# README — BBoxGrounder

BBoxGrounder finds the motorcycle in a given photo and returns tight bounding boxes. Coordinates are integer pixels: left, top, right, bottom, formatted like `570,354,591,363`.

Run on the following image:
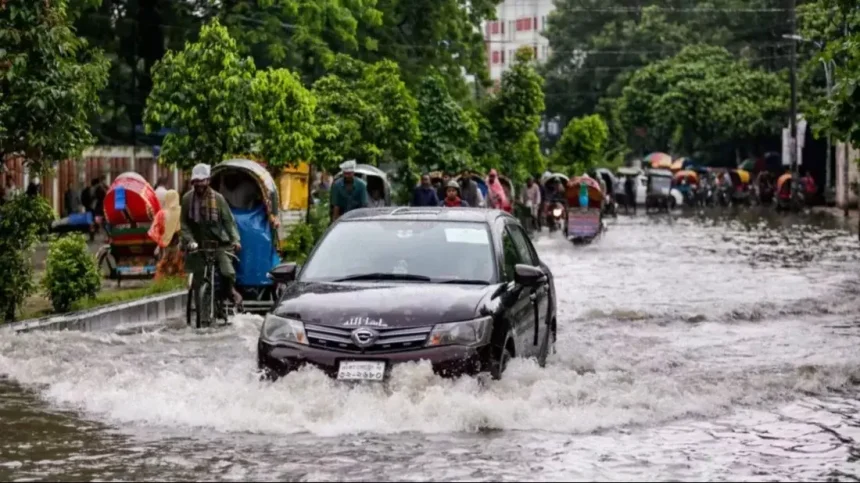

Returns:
545,201,565,232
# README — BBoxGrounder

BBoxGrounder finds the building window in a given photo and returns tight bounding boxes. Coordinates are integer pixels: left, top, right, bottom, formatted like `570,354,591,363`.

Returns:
500,21,505,34
533,45,538,58
516,18,533,31
533,17,538,30
492,51,500,64
490,21,499,34
542,16,546,31
501,50,505,64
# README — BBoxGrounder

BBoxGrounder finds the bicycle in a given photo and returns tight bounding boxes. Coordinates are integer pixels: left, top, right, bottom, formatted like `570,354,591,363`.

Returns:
186,241,239,329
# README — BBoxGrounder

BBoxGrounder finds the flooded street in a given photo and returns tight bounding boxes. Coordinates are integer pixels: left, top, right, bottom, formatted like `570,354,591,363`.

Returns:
2,209,860,481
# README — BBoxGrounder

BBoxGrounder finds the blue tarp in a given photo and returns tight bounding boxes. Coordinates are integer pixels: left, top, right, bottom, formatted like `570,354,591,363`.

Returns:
233,205,280,287
67,212,94,226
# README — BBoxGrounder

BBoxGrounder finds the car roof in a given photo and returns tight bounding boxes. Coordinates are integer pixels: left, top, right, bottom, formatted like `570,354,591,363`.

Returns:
339,207,514,224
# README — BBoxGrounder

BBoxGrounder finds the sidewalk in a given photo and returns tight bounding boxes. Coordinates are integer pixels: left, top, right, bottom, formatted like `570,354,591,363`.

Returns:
811,206,859,233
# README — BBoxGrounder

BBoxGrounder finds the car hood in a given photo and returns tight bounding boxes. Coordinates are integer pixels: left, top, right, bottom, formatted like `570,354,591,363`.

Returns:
274,282,493,328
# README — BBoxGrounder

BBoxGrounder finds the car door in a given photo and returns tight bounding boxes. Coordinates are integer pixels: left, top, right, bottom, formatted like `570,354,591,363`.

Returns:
499,224,534,355
506,223,548,355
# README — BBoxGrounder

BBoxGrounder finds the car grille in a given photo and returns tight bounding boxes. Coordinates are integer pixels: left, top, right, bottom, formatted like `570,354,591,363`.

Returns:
304,323,432,353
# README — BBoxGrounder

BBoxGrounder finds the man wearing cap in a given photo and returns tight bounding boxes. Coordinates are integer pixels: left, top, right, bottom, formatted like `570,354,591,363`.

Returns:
330,160,368,223
180,163,243,306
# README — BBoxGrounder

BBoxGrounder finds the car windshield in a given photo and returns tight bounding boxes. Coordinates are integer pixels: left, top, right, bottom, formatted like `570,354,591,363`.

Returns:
300,220,496,283
650,176,672,190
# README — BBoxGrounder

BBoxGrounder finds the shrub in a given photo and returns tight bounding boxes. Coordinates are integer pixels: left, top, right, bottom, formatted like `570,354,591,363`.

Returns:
0,194,56,321
281,194,331,264
42,234,101,313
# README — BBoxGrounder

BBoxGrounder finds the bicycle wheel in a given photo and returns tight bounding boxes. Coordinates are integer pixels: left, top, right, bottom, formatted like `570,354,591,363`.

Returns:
186,286,196,327
197,279,215,328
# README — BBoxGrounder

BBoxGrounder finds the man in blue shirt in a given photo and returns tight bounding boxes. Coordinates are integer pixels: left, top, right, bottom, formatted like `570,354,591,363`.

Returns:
330,160,368,223
412,173,440,207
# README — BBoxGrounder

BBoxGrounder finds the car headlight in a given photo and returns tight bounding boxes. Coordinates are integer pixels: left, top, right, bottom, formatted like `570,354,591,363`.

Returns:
261,313,307,345
426,316,492,347
552,207,563,217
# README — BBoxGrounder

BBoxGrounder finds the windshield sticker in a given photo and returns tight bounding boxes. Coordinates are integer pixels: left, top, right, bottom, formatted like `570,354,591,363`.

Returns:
444,228,489,245
343,317,388,327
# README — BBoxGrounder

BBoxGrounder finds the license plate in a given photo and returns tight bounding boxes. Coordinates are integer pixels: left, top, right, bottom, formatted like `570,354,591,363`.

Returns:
337,361,386,381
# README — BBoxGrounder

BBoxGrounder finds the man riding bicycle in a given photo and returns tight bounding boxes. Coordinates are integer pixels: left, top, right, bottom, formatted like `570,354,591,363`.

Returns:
180,163,243,307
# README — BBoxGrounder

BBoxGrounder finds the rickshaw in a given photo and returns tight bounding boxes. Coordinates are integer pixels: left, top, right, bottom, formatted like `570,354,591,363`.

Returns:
334,163,392,206
541,173,569,231
96,172,160,286
728,169,752,206
645,168,675,212
498,174,516,205
565,176,605,243
673,170,699,207
591,168,618,217
186,159,283,327
646,152,673,170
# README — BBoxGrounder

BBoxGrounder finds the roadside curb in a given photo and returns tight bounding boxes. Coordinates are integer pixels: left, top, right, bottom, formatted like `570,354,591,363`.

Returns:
1,290,187,334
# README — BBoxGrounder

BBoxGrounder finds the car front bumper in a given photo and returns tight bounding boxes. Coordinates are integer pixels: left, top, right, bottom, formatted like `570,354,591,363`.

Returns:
257,340,489,379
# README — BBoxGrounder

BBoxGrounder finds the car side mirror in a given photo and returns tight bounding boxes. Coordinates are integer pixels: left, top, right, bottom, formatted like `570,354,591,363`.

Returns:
268,262,298,283
514,264,546,287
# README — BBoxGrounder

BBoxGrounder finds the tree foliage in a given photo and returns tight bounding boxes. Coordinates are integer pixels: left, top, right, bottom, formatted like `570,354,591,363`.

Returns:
552,114,610,175
415,72,477,172
0,0,109,173
311,55,418,172
0,194,56,321
617,45,787,160
144,20,256,169
484,48,546,181
799,0,860,146
250,68,317,167
542,0,791,129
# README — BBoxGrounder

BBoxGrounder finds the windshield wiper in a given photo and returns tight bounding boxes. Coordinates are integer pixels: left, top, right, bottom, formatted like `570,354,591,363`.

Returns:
436,279,491,285
333,273,433,282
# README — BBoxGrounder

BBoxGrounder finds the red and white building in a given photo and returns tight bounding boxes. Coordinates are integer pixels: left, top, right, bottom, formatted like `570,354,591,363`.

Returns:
483,0,555,87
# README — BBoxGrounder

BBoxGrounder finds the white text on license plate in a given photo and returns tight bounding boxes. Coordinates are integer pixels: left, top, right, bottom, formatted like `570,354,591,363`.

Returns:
337,361,386,381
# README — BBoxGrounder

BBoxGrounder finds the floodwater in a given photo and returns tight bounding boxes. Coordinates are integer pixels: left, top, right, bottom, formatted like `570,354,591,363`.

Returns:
2,208,860,481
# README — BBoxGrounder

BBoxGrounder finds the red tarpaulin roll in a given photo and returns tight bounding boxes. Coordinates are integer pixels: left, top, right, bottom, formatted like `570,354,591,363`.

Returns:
103,172,161,226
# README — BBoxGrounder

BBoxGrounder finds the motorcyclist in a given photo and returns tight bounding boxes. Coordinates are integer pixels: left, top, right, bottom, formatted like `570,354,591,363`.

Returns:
180,163,243,307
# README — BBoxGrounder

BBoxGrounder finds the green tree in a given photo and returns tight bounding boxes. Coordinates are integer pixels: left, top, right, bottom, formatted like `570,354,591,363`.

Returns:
542,1,791,127
42,235,101,313
311,55,417,172
250,68,318,168
0,0,109,174
359,0,500,97
144,19,257,169
552,114,610,175
0,195,55,321
617,45,787,161
484,47,546,181
798,0,860,147
414,72,478,172
209,0,383,80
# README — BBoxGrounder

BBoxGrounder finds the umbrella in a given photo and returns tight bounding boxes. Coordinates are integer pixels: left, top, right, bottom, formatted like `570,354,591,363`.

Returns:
646,152,672,169
670,159,684,171
738,158,756,171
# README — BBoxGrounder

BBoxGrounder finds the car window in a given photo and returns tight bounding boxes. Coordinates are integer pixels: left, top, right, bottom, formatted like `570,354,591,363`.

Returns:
300,220,497,283
508,224,539,265
506,224,538,266
501,228,523,282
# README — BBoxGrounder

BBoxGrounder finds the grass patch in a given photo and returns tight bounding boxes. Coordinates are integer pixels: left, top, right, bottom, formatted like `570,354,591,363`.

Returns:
15,276,185,321
70,277,186,312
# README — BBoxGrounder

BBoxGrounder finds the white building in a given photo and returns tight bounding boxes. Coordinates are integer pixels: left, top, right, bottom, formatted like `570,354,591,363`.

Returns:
483,0,555,85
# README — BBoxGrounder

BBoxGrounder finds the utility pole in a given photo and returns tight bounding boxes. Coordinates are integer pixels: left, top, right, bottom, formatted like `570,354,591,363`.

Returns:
788,0,799,208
